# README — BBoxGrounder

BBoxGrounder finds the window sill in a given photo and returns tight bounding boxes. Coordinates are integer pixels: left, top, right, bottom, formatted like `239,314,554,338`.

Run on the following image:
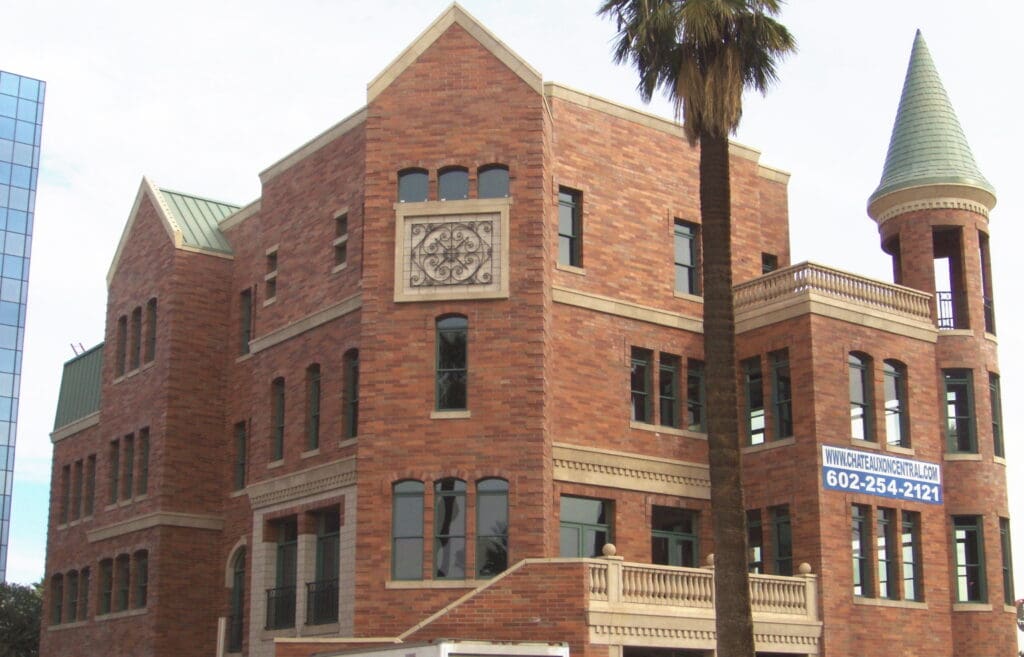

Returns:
853,596,927,610
944,453,982,462
263,297,277,308
1005,603,1018,613
884,444,914,456
629,421,706,440
953,602,993,612
850,438,881,450
555,263,585,276
235,352,253,364
47,619,89,631
95,607,148,622
267,459,285,469
386,579,478,590
672,290,703,303
230,488,247,498
742,436,795,454
431,410,471,420
303,621,341,635
261,627,297,640
301,448,320,459
338,437,358,448
994,455,1007,466
331,262,348,275
938,329,973,337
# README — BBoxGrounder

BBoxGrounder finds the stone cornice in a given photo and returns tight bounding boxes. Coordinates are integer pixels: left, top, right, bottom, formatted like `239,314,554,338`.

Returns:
250,294,361,353
552,286,703,333
87,511,223,543
51,411,100,443
553,442,710,499
247,457,356,509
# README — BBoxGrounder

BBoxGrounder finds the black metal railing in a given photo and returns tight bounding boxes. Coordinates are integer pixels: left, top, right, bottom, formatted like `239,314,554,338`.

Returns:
305,579,339,625
265,586,296,630
935,291,961,329
227,614,244,652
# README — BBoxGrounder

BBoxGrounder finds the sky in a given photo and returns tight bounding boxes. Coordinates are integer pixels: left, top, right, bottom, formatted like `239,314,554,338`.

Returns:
1,0,1022,603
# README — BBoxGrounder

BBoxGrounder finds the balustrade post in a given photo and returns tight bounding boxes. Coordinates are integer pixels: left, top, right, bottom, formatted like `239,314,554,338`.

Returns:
601,544,624,603
799,562,818,621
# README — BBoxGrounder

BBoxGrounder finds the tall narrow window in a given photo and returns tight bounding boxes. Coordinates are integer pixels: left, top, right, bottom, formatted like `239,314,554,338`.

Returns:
137,428,149,495
50,574,63,624
239,288,253,355
116,315,127,376
771,505,792,575
877,508,898,599
333,212,349,269
979,231,996,333
476,479,509,577
84,455,95,517
343,349,359,438
438,166,469,201
115,554,130,611
122,433,134,500
65,570,78,622
1001,517,1014,605
849,353,873,441
658,353,681,428
743,357,765,445
557,187,582,267
674,220,699,295
477,165,509,199
233,421,247,490
71,459,83,521
852,505,872,597
271,378,285,461
559,496,611,558
990,373,1004,458
901,511,922,601
98,559,113,615
747,510,764,573
953,515,985,602
436,316,468,411
129,306,142,370
79,567,90,620
306,364,321,451
630,347,653,423
309,510,340,625
265,249,278,302
771,349,793,438
883,360,909,447
687,359,706,432
59,464,69,524
228,549,246,652
398,168,429,203
944,369,975,453
109,439,120,504
133,550,148,608
392,480,424,580
651,506,698,567
144,298,157,363
267,519,297,629
434,478,467,579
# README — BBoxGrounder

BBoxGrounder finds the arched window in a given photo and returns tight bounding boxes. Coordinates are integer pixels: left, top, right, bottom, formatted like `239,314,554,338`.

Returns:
50,573,64,624
98,558,113,614
477,165,509,198
228,548,246,652
271,377,286,460
849,353,873,441
883,360,909,447
438,166,469,201
306,364,321,451
133,550,148,608
434,478,466,579
392,480,424,580
476,478,509,577
144,298,157,363
130,306,142,370
436,315,468,411
398,168,429,202
343,349,359,438
65,570,79,622
116,315,127,376
114,553,130,611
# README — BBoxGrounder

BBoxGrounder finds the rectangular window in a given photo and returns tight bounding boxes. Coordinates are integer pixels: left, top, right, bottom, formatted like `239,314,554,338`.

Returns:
944,369,975,453
630,347,653,423
559,496,611,558
990,373,1004,458
265,249,279,301
849,353,873,441
59,464,70,524
953,515,985,602
436,316,468,411
271,378,285,461
239,288,253,355
901,511,922,601
658,353,681,428
84,455,96,516
306,364,321,451
99,559,113,615
115,555,130,611
133,551,148,608
333,212,349,269
876,508,898,599
137,428,149,495
761,253,779,274
233,421,247,490
51,575,63,624
116,315,127,376
476,479,509,577
129,306,142,370
651,506,698,567
746,509,763,573
309,511,340,625
557,187,582,267
79,568,90,619
771,505,792,576
109,439,120,504
65,571,78,622
71,459,83,521
744,357,765,445
392,481,424,580
686,359,706,432
771,349,793,438
852,504,872,597
434,479,467,579
266,518,297,629
1001,517,1014,605
673,220,699,295
144,298,157,363
884,361,909,447
122,433,134,500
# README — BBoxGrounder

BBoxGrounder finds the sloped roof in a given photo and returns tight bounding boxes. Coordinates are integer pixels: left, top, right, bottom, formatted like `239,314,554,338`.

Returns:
53,343,103,430
869,30,995,206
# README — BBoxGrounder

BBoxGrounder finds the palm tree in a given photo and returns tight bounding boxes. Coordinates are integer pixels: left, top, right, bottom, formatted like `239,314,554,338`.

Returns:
598,2,794,656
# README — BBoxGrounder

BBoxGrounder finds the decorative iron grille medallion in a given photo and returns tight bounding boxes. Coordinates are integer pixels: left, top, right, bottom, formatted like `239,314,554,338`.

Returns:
409,221,493,287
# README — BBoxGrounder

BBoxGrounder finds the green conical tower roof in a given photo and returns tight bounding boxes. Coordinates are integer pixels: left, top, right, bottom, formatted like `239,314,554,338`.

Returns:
869,30,995,208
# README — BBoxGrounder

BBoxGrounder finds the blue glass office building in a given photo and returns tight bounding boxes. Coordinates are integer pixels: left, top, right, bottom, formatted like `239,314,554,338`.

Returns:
0,70,44,582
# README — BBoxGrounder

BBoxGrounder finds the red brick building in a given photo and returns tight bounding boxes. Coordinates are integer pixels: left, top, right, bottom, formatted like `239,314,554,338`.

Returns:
40,8,1015,657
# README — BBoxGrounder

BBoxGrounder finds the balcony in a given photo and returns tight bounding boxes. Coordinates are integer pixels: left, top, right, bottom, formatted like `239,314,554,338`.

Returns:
306,578,339,625
734,262,934,340
265,585,296,630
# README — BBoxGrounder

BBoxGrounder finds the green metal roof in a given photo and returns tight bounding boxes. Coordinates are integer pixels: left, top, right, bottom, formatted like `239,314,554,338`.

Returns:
869,30,994,204
157,188,238,254
53,343,103,430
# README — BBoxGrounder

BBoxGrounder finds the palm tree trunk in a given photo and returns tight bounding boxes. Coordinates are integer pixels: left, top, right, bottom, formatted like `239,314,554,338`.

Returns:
700,132,755,657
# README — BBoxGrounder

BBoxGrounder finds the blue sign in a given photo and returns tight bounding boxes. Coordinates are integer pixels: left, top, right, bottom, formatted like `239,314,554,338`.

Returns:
822,445,942,504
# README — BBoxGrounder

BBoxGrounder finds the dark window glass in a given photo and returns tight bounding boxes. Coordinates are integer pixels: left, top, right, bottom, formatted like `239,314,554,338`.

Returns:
771,349,792,438
137,428,149,495
233,421,247,490
557,187,582,267
990,373,1004,458
651,506,698,567
71,460,82,521
849,353,873,441
58,464,69,524
686,359,706,432
953,515,985,602
852,505,872,596
79,568,90,620
398,169,428,202
310,510,340,625
99,559,112,614
476,479,508,577
771,505,792,575
392,481,424,580
65,570,78,622
884,361,909,447
747,509,763,573
116,315,127,376
129,306,142,370
239,289,253,355
334,213,349,268
268,518,297,629
901,511,922,601
115,554,129,611
658,353,681,428
761,253,779,273
306,364,321,450
630,347,653,423
228,550,246,652
133,551,148,608
478,165,509,198
144,298,157,363
877,508,898,599
438,167,469,201
744,357,765,445
343,349,359,438
1001,517,1014,605
50,574,63,624
674,220,699,295
122,434,134,500
559,496,610,558
436,316,467,410
434,479,466,579
944,369,975,453
84,455,95,516
109,439,120,504
271,378,285,461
